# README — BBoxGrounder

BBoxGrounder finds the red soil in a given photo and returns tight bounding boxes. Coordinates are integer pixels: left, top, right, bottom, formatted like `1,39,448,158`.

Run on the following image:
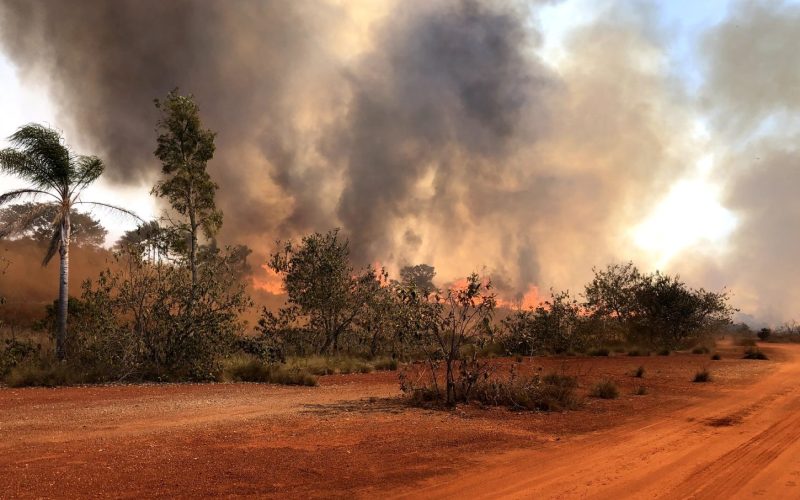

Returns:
1,341,792,498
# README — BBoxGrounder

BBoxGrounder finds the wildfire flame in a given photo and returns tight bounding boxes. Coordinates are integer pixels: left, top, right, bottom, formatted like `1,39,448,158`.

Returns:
252,264,284,296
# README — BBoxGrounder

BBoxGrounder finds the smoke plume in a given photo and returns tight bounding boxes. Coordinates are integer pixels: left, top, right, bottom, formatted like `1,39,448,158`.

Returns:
1,0,793,320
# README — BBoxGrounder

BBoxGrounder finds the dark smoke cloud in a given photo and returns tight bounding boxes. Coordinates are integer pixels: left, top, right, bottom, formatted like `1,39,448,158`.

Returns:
0,0,347,249
0,0,724,307
332,0,555,266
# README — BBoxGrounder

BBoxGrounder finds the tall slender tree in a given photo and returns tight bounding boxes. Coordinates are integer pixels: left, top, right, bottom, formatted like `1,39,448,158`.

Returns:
0,124,137,359
152,90,222,304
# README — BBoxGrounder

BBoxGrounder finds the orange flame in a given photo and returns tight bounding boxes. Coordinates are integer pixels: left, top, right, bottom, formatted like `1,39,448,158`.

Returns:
252,264,285,295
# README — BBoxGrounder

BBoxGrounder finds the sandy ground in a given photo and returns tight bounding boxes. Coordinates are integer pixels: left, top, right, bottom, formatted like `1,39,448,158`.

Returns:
0,342,793,498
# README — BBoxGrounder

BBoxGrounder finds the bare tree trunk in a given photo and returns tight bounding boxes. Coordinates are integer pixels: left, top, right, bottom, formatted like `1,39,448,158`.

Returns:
56,214,71,361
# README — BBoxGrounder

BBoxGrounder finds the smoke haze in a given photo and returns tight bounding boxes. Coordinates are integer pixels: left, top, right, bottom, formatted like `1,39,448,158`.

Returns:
0,0,796,323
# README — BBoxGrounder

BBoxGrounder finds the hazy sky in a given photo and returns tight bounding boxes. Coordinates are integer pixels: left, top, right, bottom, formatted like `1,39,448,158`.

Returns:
0,0,798,325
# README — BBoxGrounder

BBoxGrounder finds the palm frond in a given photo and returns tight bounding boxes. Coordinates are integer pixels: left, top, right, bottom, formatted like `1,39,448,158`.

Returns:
42,225,62,266
74,201,142,223
0,149,60,191
71,155,105,193
0,189,60,206
8,124,71,182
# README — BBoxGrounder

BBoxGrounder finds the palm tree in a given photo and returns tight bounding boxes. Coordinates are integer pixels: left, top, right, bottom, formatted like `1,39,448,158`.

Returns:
0,124,138,360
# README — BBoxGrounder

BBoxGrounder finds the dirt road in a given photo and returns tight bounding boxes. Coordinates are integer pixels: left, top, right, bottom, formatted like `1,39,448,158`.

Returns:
0,344,792,498
404,343,800,499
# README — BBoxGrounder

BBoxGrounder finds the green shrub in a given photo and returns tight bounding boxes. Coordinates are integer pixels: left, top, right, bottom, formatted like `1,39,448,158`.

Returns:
590,379,619,399
693,369,711,383
0,338,41,376
711,353,721,360
633,366,645,378
742,348,768,360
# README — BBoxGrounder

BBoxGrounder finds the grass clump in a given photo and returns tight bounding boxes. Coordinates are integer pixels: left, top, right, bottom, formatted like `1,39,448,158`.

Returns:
290,356,375,375
4,361,84,388
742,348,768,360
372,357,399,371
633,365,645,378
222,356,317,386
411,372,582,412
711,353,721,360
589,379,619,399
633,385,648,396
693,369,712,383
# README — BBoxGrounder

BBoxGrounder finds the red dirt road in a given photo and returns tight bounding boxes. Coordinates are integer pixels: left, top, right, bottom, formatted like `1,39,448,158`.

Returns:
404,343,800,499
0,343,795,498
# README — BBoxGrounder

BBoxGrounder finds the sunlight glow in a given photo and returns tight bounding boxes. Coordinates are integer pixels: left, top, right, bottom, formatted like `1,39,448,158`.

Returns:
632,171,737,267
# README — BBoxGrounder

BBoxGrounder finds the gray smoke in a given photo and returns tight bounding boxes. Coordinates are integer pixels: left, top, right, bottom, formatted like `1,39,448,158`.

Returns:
688,0,800,324
3,0,772,314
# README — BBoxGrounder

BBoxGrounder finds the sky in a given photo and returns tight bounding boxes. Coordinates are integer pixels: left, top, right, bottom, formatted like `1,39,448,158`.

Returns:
0,0,798,325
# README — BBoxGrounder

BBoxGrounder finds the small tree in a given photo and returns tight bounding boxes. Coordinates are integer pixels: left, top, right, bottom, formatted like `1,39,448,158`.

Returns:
152,90,222,300
267,229,374,355
399,264,437,296
420,273,496,405
584,262,642,342
631,272,734,349
758,328,771,341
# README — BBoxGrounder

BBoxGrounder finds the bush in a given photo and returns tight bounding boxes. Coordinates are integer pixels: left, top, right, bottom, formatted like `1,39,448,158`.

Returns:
743,348,768,360
0,338,40,376
627,349,649,357
711,353,721,360
633,385,648,395
472,372,581,411
405,371,581,412
658,349,671,356
693,369,711,383
691,346,710,355
633,366,645,378
589,347,610,357
590,379,619,399
758,328,771,341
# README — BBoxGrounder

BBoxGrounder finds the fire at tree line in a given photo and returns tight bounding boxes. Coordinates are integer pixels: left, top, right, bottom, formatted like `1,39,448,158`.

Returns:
0,90,750,406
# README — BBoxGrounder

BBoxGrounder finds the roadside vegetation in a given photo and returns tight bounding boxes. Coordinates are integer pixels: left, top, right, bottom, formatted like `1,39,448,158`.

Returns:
0,95,741,414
